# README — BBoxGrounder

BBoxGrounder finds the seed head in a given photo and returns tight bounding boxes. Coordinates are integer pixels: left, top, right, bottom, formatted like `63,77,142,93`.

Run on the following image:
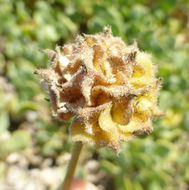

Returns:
36,26,162,153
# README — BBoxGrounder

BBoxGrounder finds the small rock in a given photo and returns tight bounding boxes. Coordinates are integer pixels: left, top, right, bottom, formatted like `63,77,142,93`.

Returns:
25,111,39,123
30,168,41,178
27,154,43,167
15,177,46,190
0,184,16,190
0,131,10,141
40,167,62,186
6,153,28,168
85,160,99,172
6,166,28,185
41,158,53,168
56,153,71,166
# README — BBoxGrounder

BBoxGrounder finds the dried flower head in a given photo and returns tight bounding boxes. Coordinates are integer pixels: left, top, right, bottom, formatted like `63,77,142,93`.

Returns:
36,26,162,153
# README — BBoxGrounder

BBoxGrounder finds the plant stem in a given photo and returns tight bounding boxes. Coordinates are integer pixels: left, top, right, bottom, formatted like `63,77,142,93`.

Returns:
60,141,83,190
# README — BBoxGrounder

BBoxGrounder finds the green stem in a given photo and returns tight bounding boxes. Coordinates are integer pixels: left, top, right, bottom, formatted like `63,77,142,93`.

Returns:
60,141,83,190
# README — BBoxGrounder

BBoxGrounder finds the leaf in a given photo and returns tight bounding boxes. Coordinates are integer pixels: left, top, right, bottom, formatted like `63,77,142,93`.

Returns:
0,112,9,132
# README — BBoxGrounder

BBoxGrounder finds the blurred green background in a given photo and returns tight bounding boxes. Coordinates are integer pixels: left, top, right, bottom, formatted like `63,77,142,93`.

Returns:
0,0,189,190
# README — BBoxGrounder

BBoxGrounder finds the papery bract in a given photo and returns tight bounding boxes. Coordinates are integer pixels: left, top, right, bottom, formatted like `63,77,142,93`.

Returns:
36,26,162,153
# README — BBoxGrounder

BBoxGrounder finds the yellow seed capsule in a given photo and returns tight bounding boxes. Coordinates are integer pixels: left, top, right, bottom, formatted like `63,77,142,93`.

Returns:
36,26,162,153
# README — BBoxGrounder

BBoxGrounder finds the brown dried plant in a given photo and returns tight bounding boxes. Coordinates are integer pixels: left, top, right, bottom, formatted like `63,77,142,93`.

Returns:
36,26,162,153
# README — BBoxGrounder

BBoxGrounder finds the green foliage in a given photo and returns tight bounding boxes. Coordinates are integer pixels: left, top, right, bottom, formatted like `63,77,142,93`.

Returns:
0,0,188,189
0,130,31,158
